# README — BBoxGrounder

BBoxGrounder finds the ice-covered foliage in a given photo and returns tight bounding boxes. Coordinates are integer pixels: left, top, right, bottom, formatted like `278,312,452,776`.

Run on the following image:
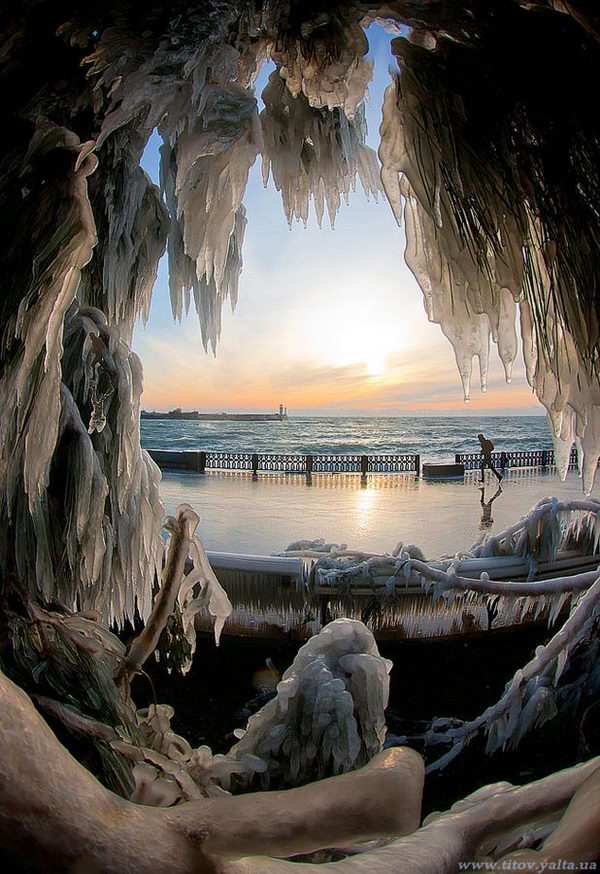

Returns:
59,305,164,624
229,619,391,786
0,129,96,510
121,702,269,802
0,128,100,608
118,618,392,802
88,23,261,354
2,4,600,870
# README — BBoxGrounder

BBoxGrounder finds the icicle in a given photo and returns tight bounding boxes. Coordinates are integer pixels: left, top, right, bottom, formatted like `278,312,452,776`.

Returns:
179,534,233,662
378,54,600,491
263,10,371,116
160,84,260,352
0,129,101,610
260,73,381,231
61,305,164,625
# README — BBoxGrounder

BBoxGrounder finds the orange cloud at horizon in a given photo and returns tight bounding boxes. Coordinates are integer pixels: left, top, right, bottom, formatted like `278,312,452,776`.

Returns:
139,344,540,414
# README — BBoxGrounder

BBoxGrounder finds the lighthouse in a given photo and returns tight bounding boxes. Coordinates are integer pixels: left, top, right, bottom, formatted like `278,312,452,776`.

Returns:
279,404,287,419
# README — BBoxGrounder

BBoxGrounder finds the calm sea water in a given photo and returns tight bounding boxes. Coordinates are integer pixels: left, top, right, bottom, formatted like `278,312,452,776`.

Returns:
141,416,552,463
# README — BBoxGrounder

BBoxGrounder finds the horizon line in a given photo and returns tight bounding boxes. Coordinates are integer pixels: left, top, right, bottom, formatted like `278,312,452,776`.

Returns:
140,409,547,418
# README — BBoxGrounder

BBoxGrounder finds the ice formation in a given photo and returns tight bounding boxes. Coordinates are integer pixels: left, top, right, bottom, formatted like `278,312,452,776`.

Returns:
113,618,392,804
3,2,599,628
378,28,600,491
119,504,232,685
1,2,600,870
260,72,381,228
264,9,372,115
229,619,391,786
424,572,600,771
288,498,600,763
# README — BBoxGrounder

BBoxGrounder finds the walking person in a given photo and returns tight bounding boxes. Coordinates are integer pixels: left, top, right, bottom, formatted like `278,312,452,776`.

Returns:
477,433,503,482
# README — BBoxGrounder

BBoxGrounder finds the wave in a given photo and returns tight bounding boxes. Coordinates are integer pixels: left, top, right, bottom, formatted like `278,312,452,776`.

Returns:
141,416,552,461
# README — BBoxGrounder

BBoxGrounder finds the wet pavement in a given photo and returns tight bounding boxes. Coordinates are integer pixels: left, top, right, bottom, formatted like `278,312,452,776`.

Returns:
157,466,596,559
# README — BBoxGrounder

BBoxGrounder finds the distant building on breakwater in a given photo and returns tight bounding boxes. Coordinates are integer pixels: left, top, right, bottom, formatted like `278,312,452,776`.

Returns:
141,405,288,422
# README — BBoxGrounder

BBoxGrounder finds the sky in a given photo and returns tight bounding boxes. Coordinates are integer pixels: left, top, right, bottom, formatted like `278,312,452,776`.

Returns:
132,23,543,417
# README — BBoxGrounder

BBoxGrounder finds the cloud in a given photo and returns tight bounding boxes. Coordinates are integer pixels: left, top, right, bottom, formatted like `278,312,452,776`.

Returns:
133,153,539,416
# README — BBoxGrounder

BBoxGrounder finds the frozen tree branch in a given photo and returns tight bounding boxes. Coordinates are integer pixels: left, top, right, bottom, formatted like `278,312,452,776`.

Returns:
117,504,200,685
425,573,600,770
408,560,598,597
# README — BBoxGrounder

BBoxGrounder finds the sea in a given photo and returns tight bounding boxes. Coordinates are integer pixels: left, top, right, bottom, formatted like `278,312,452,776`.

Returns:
140,415,553,463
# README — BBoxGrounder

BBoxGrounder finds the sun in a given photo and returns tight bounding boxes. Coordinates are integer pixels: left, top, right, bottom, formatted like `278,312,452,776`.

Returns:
317,310,405,376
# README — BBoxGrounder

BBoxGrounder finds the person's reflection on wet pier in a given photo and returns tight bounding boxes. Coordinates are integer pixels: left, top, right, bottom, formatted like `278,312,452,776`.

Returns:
479,483,503,531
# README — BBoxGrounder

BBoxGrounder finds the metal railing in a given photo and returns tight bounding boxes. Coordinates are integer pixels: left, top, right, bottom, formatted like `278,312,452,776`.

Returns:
455,447,578,471
148,450,421,475
148,446,582,476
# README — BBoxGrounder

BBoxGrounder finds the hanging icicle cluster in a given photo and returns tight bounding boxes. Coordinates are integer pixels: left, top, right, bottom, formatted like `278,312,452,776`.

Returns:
378,6,600,490
258,4,372,115
260,71,381,228
0,128,101,607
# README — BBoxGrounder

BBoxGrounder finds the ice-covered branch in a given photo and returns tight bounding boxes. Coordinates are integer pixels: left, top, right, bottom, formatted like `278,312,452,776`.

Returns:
119,504,232,682
410,561,597,598
426,573,600,770
118,505,200,685
470,497,600,560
